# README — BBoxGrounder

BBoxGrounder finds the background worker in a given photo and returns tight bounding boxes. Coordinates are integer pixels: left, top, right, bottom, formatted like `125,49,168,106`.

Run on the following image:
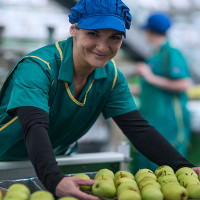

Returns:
0,1,199,200
135,12,192,171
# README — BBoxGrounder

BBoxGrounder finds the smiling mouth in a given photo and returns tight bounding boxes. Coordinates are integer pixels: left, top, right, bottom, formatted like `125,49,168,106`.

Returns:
91,51,108,58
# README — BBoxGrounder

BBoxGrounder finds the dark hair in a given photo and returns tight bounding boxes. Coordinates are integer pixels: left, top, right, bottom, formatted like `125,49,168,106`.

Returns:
74,22,80,30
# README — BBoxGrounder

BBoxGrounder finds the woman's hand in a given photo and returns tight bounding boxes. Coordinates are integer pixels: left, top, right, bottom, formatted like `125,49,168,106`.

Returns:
192,167,200,176
55,176,102,200
135,62,153,81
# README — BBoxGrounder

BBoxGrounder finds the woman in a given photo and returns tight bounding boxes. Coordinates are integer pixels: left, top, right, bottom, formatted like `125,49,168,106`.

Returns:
0,1,199,199
136,12,192,171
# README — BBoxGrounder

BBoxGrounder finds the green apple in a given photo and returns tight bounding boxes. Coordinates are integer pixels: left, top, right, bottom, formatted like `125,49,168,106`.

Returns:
30,191,54,200
117,181,139,191
58,198,78,200
94,168,114,180
159,179,179,188
5,183,30,200
115,177,136,188
141,186,163,200
186,183,200,199
118,190,141,200
157,174,177,184
114,171,135,180
135,169,153,180
179,176,199,187
157,171,174,179
73,173,91,191
136,172,157,184
7,183,30,196
4,191,29,200
95,176,114,184
155,165,174,178
175,167,195,177
92,180,116,198
140,182,161,192
162,184,188,200
138,178,160,191
177,171,198,181
161,182,180,192
138,177,157,184
117,183,140,197
155,165,174,174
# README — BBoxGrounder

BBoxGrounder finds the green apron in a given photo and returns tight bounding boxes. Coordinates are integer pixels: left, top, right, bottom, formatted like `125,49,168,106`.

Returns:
136,41,191,171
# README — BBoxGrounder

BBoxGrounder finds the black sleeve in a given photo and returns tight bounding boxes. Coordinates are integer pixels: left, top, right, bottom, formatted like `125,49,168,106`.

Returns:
113,110,195,171
17,106,64,196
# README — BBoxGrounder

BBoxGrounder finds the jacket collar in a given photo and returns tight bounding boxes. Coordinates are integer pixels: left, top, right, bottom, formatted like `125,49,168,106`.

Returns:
160,40,170,52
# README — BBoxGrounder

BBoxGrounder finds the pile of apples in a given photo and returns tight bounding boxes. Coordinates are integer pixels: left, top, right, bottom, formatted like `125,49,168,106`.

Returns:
76,165,200,200
0,184,77,200
1,165,200,200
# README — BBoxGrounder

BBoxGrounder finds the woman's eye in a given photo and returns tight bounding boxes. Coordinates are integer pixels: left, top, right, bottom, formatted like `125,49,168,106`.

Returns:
88,32,98,37
111,35,122,40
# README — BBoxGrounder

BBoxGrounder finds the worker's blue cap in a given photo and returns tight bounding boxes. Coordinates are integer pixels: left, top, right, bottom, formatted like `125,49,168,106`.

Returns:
142,12,172,34
68,0,132,38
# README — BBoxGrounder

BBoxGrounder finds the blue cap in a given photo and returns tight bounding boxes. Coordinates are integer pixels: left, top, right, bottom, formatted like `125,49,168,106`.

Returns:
142,12,172,34
68,0,132,37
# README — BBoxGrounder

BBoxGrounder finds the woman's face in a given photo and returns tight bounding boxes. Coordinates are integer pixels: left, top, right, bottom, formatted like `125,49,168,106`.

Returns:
70,25,123,69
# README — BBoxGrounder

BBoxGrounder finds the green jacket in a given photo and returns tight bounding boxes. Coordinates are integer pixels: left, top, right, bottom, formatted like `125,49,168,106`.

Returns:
139,41,190,152
0,37,137,160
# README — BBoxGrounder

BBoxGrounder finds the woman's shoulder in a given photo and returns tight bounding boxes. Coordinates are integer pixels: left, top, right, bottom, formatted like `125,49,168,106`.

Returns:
25,42,62,63
167,44,184,56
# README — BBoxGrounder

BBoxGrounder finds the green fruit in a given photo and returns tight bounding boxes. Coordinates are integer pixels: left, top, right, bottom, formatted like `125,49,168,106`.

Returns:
94,168,114,179
7,183,30,196
136,172,157,184
92,180,116,198
115,177,136,188
179,176,199,187
58,198,78,200
140,183,161,192
4,191,29,200
4,184,30,200
177,171,198,181
117,181,139,192
141,186,163,200
159,179,179,188
157,174,177,184
0,191,2,200
175,167,195,177
95,176,114,183
162,184,188,200
139,177,158,184
73,173,91,191
117,184,140,197
161,182,180,191
186,183,200,198
135,169,153,180
138,179,161,191
118,190,141,200
155,165,174,178
30,191,54,200
157,171,174,179
114,171,135,180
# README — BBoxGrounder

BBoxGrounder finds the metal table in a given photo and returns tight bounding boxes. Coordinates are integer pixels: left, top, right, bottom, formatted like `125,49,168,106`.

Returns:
0,152,125,180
